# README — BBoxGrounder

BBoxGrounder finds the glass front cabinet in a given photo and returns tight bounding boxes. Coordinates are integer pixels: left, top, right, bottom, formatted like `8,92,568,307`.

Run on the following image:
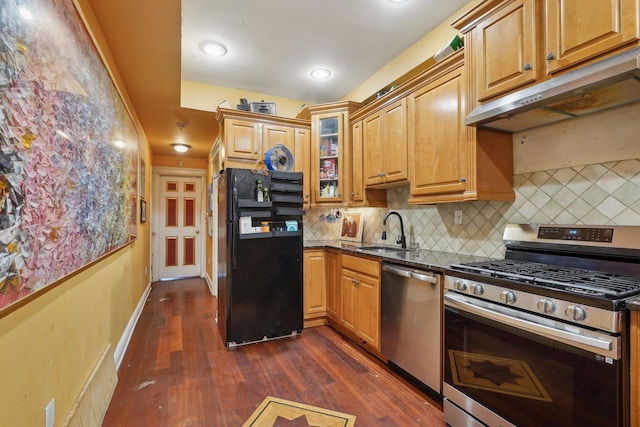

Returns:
316,114,341,202
308,102,362,206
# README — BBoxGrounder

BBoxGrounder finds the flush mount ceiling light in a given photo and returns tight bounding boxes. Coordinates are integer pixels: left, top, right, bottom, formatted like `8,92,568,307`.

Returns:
172,144,191,153
18,6,34,20
172,121,190,152
310,68,331,79
200,41,227,57
388,0,408,3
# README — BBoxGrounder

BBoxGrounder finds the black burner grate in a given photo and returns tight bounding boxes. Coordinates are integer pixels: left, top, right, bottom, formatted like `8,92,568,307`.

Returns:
450,259,640,298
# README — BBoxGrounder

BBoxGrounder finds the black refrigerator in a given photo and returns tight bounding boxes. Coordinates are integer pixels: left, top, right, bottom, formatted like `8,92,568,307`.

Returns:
217,168,304,347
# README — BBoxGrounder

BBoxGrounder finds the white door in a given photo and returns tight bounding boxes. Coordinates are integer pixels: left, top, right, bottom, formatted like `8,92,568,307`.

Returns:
153,174,203,280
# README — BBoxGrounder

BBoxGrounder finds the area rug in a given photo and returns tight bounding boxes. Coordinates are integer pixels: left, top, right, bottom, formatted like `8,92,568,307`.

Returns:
243,396,356,427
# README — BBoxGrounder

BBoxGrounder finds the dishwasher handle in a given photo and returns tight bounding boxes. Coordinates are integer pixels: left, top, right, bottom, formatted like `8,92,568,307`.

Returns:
382,264,438,284
411,271,438,284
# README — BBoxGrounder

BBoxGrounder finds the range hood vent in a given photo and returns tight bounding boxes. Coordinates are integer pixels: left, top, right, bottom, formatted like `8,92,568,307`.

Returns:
465,47,640,132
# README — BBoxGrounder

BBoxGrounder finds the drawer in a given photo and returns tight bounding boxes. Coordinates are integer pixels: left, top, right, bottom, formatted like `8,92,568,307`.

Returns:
341,254,380,278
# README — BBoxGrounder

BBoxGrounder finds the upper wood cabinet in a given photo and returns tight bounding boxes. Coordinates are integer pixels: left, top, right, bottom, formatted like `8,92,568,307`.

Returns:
408,51,515,204
294,127,312,208
350,120,365,204
545,0,640,74
303,249,326,327
408,61,467,199
362,99,408,187
263,123,294,155
471,0,538,101
454,0,640,103
223,118,262,165
300,101,362,207
215,108,310,172
349,119,388,208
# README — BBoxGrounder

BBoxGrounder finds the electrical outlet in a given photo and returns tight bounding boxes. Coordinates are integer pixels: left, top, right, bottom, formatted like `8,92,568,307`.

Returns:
454,210,463,225
45,399,55,427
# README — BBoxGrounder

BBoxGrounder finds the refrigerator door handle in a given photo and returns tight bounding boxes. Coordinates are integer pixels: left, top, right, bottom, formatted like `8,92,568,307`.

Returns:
231,221,237,271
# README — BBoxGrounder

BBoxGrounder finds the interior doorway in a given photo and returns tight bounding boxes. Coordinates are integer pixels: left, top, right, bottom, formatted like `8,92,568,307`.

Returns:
151,167,206,281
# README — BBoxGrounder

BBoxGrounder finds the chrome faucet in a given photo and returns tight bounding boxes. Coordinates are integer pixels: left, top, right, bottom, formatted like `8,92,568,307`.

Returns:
382,211,407,249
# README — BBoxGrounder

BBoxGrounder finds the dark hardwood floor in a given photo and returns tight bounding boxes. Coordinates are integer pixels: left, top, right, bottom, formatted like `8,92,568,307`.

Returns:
103,277,445,426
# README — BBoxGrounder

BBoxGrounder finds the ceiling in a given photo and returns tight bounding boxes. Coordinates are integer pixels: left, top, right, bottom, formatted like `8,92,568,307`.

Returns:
88,0,469,159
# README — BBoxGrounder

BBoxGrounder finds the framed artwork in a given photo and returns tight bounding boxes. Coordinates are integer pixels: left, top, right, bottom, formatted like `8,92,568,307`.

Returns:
339,213,364,242
140,200,147,224
0,0,139,312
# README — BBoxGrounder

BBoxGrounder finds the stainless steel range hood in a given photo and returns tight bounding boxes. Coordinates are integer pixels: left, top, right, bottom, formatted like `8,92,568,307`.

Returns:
465,47,640,132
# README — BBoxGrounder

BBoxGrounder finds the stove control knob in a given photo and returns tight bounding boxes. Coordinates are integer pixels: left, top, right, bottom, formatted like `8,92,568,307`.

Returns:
500,290,516,304
453,280,467,291
470,283,484,296
565,305,587,321
537,298,555,314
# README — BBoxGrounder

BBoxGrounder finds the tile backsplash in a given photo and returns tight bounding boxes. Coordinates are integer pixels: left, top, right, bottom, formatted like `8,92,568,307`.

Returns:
303,158,640,259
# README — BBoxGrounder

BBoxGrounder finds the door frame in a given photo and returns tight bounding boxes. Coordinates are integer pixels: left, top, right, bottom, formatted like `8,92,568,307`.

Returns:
151,166,207,282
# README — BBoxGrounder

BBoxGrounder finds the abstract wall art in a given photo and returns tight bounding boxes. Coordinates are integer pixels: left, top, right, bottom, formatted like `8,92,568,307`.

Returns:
0,0,138,312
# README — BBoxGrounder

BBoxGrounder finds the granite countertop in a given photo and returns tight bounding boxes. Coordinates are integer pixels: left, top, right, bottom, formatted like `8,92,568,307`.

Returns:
304,239,490,273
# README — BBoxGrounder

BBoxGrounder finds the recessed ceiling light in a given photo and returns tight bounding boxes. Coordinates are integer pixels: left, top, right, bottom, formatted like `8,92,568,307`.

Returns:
172,144,191,153
310,68,331,79
200,41,227,57
388,0,408,3
18,7,33,20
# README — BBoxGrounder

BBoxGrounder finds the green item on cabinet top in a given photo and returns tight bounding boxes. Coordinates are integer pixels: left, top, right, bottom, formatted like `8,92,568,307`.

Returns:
434,35,463,63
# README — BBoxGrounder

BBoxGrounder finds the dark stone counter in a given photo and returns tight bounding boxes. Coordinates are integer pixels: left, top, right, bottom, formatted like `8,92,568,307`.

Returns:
303,240,490,272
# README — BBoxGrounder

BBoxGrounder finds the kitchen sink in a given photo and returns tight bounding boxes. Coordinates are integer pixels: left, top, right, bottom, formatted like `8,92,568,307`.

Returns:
359,245,408,254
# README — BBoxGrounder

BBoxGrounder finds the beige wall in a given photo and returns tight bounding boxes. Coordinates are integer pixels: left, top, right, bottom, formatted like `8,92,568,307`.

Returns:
153,153,208,169
343,0,483,103
0,1,152,425
181,80,309,118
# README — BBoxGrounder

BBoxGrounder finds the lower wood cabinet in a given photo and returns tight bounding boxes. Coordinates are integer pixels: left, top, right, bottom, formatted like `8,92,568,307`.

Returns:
339,254,381,352
303,249,382,356
631,310,640,426
325,249,341,320
303,249,326,327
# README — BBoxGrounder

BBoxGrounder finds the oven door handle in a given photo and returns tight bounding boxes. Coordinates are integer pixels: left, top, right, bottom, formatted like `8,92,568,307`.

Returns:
444,292,620,358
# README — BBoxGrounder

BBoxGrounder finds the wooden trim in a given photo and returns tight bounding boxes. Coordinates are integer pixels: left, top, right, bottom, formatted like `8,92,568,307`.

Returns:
303,318,327,328
350,50,465,121
451,0,516,33
215,107,310,127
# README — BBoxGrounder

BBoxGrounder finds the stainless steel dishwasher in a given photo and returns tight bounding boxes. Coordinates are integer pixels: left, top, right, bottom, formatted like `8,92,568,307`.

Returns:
381,262,442,396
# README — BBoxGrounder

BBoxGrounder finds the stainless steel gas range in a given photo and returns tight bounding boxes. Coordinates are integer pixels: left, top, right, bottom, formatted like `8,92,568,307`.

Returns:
443,224,640,427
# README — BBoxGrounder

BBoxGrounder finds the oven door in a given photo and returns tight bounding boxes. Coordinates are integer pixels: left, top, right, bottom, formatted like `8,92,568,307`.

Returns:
443,291,627,427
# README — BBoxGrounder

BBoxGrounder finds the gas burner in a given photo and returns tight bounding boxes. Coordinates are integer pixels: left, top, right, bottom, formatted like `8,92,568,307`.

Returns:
450,259,640,299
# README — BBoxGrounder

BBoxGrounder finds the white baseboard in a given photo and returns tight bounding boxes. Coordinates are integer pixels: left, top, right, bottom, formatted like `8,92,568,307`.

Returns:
113,281,152,370
204,271,217,296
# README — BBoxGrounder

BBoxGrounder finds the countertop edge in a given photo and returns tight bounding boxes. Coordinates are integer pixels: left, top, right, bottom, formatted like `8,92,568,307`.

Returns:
303,240,490,273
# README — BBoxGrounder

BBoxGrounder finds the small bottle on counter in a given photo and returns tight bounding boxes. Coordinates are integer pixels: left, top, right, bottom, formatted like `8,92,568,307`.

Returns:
256,179,264,202
262,186,270,202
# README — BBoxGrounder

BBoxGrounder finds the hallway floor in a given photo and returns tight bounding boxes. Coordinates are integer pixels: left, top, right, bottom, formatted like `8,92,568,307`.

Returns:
102,277,445,426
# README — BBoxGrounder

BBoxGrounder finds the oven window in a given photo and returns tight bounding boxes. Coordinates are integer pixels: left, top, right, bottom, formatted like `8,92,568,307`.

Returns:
444,306,624,427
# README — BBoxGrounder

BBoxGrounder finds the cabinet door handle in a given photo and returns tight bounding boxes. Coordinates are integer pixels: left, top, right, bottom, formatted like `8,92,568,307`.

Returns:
523,63,531,71
546,53,555,60
459,177,466,183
